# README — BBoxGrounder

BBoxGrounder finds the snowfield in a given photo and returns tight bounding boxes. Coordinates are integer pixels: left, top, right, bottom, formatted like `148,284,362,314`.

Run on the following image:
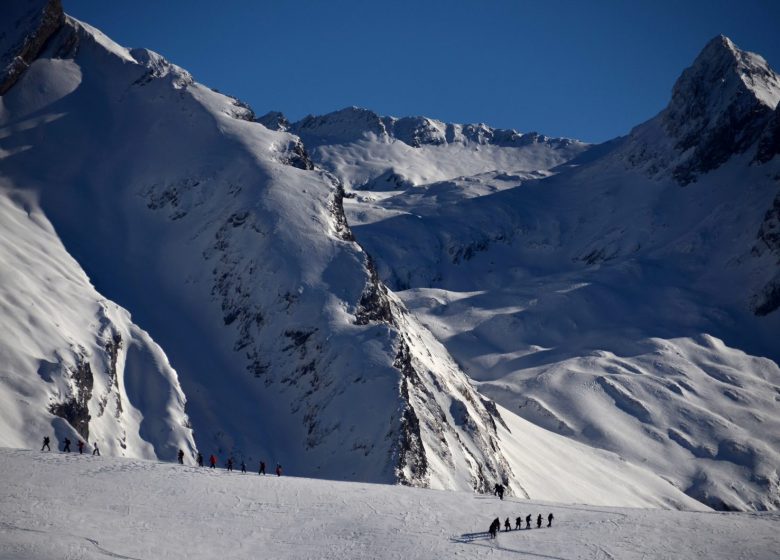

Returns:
0,448,777,560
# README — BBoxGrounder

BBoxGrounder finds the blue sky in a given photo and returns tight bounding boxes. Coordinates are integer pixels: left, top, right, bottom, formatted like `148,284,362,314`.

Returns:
64,0,779,143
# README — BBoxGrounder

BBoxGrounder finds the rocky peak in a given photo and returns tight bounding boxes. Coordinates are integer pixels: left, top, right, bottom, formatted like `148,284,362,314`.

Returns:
626,35,780,183
257,110,290,132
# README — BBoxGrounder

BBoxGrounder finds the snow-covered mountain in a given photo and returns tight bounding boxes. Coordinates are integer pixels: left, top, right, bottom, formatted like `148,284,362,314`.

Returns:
0,0,529,493
1,0,778,513
302,38,780,510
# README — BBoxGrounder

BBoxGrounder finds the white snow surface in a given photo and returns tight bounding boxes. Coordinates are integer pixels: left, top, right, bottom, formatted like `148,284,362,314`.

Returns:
0,448,776,560
0,186,195,460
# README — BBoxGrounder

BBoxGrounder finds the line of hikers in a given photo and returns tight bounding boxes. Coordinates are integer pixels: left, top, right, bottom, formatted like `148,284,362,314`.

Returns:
184,449,282,476
41,436,99,456
41,437,282,477
489,513,553,538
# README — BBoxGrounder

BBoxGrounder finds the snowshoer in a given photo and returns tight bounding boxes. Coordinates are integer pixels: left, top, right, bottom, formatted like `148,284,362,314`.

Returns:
241,461,246,474
504,518,511,532
177,449,184,465
196,452,203,467
258,461,266,475
92,442,100,456
209,454,217,468
41,436,50,451
537,514,542,528
525,514,531,529
78,440,85,454
62,438,71,452
226,457,234,472
515,516,522,530
548,513,554,527
275,464,282,476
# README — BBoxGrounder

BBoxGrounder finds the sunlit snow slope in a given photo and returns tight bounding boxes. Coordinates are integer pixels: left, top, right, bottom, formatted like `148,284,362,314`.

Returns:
310,37,780,511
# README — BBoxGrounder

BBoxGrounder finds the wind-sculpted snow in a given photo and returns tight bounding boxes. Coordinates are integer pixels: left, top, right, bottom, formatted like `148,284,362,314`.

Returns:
323,37,780,510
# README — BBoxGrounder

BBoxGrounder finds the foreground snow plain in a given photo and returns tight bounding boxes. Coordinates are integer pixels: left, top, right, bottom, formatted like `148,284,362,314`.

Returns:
0,449,776,560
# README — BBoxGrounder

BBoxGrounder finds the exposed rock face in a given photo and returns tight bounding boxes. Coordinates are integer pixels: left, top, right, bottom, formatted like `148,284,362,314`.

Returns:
257,111,290,131
0,0,64,94
624,36,780,184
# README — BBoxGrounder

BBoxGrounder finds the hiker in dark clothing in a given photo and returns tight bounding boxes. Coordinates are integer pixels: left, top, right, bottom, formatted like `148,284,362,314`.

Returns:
62,438,71,452
177,449,184,465
537,514,542,528
497,485,505,500
525,514,531,529
92,442,100,456
547,513,554,527
504,518,511,532
275,464,282,476
196,452,203,467
489,518,500,538
515,516,522,530
209,454,217,469
226,458,234,472
78,441,85,454
41,436,50,451
258,461,266,475
241,461,246,474
493,483,500,496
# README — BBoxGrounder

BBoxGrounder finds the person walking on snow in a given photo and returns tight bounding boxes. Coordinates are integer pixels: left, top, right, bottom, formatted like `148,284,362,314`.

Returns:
177,449,184,465
537,514,543,528
241,461,246,474
62,438,71,452
515,516,522,530
78,440,85,454
258,461,266,475
196,452,203,467
489,518,500,538
226,457,234,472
504,518,511,532
209,454,217,469
41,436,50,451
493,483,500,496
525,514,531,529
547,513,554,527
275,464,282,476
92,442,100,456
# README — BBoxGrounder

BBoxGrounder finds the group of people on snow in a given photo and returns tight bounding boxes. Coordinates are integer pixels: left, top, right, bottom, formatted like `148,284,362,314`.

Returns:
41,436,281,476
42,436,99,456
186,450,282,476
489,513,553,538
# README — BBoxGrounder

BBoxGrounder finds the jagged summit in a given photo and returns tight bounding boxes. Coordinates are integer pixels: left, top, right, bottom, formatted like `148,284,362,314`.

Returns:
623,35,780,184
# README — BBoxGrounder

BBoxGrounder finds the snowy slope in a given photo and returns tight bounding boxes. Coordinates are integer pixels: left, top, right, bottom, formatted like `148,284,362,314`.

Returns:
316,37,780,511
2,449,777,560
0,1,524,495
0,185,195,460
